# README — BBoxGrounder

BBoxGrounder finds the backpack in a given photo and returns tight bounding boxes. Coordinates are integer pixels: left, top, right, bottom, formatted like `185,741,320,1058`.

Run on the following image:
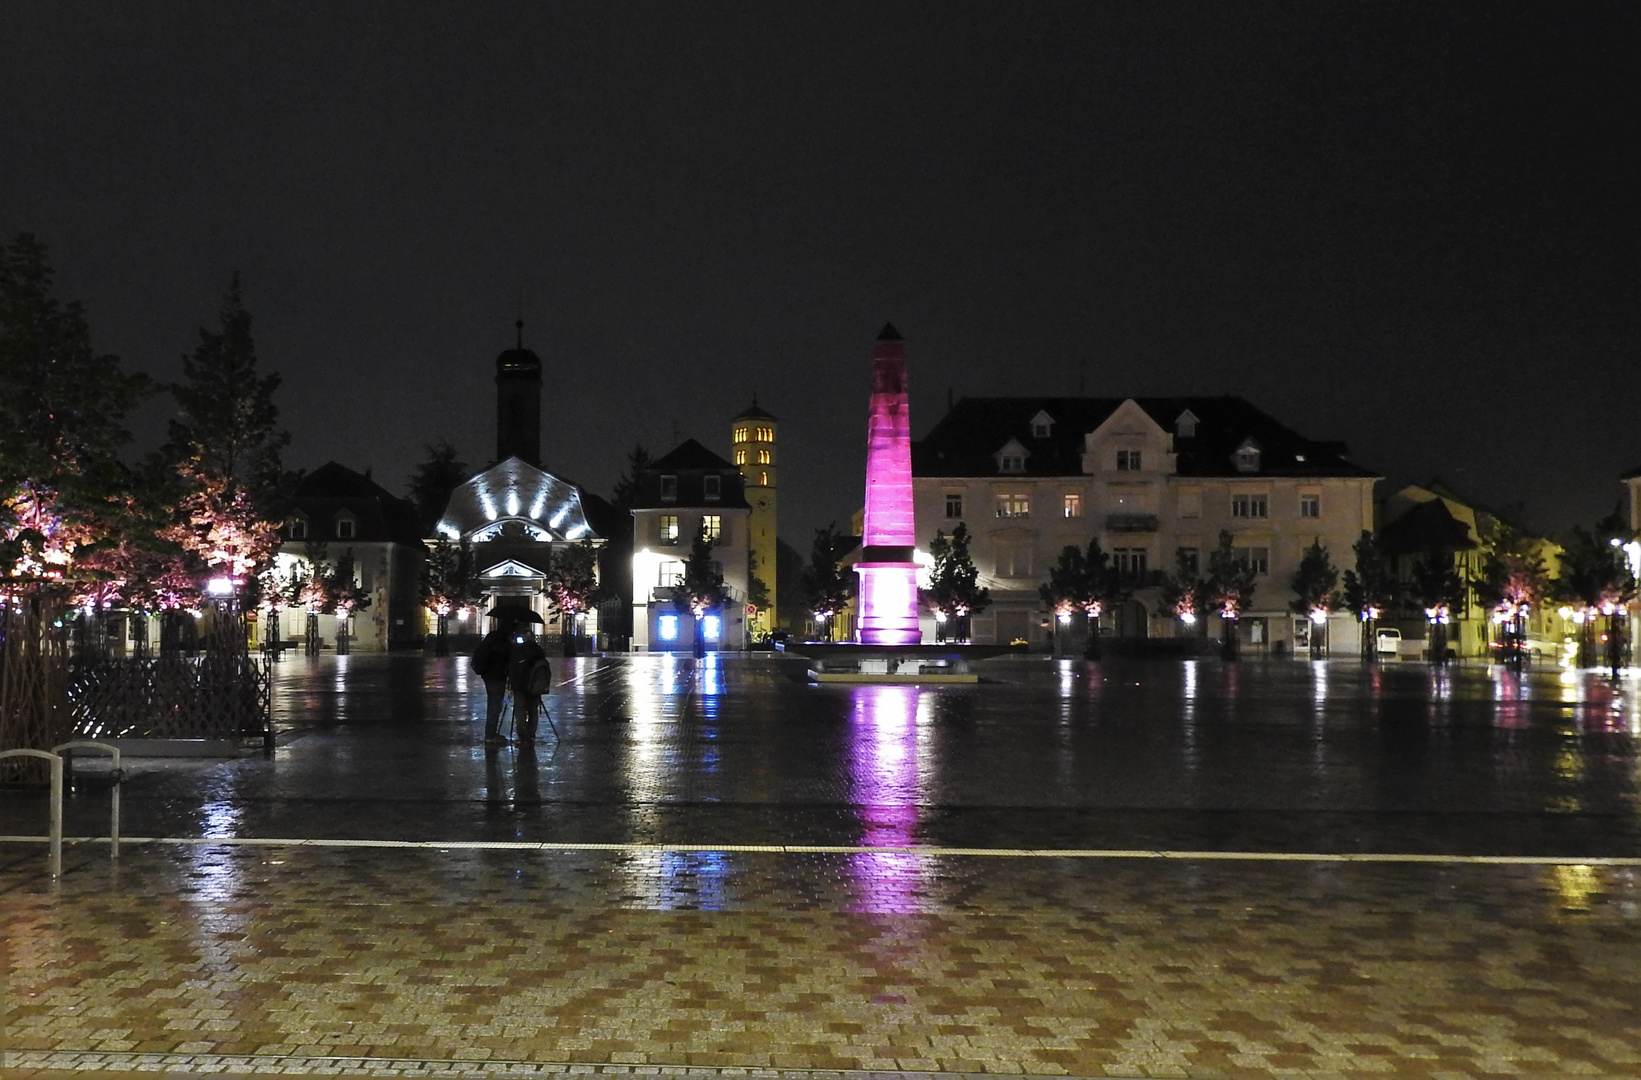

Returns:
470,634,508,679
525,658,552,696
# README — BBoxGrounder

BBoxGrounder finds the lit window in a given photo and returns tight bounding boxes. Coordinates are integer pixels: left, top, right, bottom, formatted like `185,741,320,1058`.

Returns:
659,515,680,543
995,493,1030,518
1300,494,1320,518
659,475,677,501
759,471,768,486
658,615,679,641
1231,494,1268,518
999,454,1025,474
657,559,684,586
945,493,963,519
733,427,748,444
756,426,774,442
335,514,356,540
1234,546,1270,574
701,515,722,541
757,449,771,465
289,516,308,540
704,475,722,501
734,450,747,465
702,615,721,641
1063,493,1082,519
1116,450,1142,471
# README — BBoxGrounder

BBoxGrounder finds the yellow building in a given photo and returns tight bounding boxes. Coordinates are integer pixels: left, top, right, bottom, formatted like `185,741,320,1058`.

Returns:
732,403,779,634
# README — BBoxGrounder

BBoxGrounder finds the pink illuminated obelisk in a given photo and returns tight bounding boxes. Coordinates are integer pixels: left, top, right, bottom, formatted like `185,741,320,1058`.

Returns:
856,323,922,645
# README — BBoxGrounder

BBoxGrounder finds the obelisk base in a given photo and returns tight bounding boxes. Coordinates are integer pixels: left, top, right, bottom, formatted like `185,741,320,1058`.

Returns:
855,562,923,646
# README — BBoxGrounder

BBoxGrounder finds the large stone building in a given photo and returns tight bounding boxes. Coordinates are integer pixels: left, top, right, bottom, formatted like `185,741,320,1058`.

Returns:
911,396,1379,652
629,439,753,652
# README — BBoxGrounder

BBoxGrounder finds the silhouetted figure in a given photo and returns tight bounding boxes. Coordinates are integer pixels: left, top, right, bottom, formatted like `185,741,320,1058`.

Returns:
472,619,516,743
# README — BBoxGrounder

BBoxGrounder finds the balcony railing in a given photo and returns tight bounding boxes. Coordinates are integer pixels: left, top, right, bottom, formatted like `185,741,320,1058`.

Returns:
1106,513,1160,533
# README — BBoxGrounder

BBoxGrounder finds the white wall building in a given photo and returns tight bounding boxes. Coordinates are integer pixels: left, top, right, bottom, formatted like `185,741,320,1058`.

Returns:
911,396,1379,652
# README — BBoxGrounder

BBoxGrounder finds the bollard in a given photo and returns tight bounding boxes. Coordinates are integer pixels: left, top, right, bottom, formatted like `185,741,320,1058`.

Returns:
0,749,64,877
52,741,123,859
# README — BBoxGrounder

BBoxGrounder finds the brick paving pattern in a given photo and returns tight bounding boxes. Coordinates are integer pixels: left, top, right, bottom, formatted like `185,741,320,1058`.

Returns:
4,843,1639,1079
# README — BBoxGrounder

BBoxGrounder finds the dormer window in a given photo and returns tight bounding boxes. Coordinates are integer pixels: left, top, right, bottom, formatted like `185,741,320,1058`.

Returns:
995,439,1028,474
704,474,722,501
1234,441,1261,473
1175,410,1198,439
1029,410,1054,439
334,511,356,540
659,475,678,501
289,514,308,541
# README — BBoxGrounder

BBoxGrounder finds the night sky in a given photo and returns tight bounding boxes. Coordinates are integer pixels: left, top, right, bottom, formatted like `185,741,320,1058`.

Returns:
4,2,1636,543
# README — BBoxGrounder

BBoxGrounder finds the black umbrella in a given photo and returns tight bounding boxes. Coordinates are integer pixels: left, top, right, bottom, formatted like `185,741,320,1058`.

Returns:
486,603,544,624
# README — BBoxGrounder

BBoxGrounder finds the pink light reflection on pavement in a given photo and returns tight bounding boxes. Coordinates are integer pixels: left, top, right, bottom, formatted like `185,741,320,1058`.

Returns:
845,684,936,913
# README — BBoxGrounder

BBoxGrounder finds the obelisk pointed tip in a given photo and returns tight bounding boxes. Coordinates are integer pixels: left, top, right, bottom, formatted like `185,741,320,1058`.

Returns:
876,322,903,342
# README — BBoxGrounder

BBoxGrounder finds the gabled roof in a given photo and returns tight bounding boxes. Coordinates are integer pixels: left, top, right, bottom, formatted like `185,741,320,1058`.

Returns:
286,462,424,547
650,438,736,471
1379,497,1479,555
434,457,600,543
912,396,1378,479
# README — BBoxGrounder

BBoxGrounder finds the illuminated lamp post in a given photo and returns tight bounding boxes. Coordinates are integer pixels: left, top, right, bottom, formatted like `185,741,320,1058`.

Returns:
855,325,922,646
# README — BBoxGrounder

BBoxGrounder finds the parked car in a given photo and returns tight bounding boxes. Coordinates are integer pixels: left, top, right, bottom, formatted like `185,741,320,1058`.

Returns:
1375,628,1403,656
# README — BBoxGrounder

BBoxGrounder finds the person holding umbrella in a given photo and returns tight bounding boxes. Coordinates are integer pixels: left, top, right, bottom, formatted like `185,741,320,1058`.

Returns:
472,603,543,744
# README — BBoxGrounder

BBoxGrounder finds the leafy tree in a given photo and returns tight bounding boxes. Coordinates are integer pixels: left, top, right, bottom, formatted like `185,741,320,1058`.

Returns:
161,276,288,588
800,522,857,641
1408,546,1465,664
1040,537,1127,658
1289,540,1339,658
420,538,477,655
924,522,990,642
1,234,153,754
406,440,469,534
1340,530,1395,659
673,524,729,655
1554,509,1634,670
611,443,652,509
1158,546,1210,636
1471,519,1551,666
746,547,771,629
328,548,373,653
545,540,603,656
1206,530,1257,659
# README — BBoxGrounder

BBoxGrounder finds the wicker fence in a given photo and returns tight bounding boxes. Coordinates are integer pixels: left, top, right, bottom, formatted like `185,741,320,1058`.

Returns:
66,654,271,741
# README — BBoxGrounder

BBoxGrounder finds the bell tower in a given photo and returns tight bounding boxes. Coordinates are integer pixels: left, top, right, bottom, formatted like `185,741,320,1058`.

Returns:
732,403,779,631
495,320,542,466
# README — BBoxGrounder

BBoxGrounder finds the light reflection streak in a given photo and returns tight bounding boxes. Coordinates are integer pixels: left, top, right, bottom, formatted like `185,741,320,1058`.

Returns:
846,685,935,913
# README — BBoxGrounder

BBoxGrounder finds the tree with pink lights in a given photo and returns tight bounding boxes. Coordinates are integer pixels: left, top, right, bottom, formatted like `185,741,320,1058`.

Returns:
1472,518,1550,669
1206,530,1258,660
545,540,602,657
1340,530,1395,661
327,549,372,655
1159,546,1210,641
1554,511,1635,672
1,233,152,758
420,538,478,656
800,523,856,642
1289,540,1339,659
924,523,990,644
1040,537,1126,659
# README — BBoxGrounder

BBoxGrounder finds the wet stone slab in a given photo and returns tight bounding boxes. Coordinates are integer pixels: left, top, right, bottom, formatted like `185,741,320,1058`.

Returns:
3,843,1640,1078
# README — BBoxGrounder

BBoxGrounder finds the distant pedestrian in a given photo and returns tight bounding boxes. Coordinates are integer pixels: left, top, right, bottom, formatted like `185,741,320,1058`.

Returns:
508,631,550,742
471,619,516,744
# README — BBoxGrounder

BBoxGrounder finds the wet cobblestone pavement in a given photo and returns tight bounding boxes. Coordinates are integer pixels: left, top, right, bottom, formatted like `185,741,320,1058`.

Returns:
4,654,1641,1078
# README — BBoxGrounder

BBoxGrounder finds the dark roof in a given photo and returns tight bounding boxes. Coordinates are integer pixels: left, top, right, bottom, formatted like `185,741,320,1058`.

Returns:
1379,498,1478,555
633,439,751,510
288,462,425,547
649,438,736,471
734,402,778,422
912,396,1379,480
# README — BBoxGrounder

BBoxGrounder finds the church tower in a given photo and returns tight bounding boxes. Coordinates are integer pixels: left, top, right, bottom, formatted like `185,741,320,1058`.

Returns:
732,403,779,633
495,320,542,466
